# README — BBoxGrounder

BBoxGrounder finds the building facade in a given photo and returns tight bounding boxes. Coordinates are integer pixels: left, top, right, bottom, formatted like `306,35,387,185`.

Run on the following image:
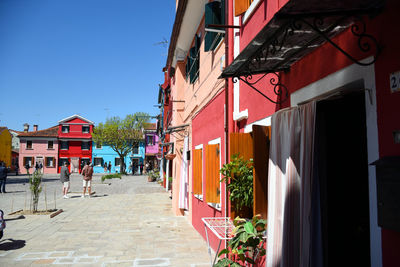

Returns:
58,115,94,173
0,127,12,168
144,123,159,172
18,126,59,174
92,142,132,174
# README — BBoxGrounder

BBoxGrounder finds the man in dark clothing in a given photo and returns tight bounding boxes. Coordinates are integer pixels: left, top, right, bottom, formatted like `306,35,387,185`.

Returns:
60,162,70,199
0,162,8,193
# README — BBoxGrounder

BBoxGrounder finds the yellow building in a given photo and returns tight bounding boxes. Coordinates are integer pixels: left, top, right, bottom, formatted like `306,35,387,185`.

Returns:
0,127,12,167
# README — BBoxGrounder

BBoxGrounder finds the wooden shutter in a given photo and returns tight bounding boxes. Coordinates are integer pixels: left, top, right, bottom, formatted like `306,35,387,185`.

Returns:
230,132,253,161
252,125,270,219
229,132,253,218
193,149,203,195
206,144,220,203
235,0,253,17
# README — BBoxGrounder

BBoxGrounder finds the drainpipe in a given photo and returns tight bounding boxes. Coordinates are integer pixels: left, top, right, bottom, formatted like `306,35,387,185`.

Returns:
224,0,230,252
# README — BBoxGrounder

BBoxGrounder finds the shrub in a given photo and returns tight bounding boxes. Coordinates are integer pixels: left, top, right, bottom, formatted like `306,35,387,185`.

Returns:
101,173,122,182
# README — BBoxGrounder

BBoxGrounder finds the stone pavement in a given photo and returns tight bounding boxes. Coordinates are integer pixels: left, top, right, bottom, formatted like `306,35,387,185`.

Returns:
0,174,211,266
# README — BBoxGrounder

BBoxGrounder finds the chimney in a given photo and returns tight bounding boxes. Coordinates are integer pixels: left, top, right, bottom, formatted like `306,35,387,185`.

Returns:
23,123,29,133
33,125,38,132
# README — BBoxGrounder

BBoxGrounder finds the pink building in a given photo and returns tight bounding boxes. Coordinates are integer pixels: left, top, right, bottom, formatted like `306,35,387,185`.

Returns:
144,123,160,171
18,125,59,174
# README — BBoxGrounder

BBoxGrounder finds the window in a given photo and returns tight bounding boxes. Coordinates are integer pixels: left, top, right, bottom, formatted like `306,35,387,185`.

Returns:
82,126,90,133
48,141,54,149
81,158,90,167
115,158,121,166
95,142,102,149
94,157,103,167
132,145,139,154
193,148,203,199
81,141,90,150
147,136,154,146
59,158,69,167
62,125,69,133
60,141,69,150
27,140,32,149
45,157,55,167
186,34,201,84
23,157,33,167
204,0,225,52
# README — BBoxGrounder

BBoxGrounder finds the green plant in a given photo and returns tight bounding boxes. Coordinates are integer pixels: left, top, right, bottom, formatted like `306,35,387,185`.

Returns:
29,171,43,212
215,215,267,267
101,173,122,182
220,154,253,213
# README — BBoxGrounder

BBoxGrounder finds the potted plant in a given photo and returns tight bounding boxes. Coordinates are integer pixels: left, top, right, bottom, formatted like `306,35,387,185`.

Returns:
220,154,254,218
215,215,266,267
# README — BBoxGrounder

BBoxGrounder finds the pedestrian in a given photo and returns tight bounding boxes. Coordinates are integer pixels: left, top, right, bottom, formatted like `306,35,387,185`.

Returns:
15,163,19,176
39,162,43,173
108,161,112,173
81,162,93,198
0,162,8,193
103,162,107,173
35,162,39,173
60,161,70,199
139,163,143,175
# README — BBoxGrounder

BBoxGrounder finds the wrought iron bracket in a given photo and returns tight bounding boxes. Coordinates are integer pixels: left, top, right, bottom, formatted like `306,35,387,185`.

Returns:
232,72,289,104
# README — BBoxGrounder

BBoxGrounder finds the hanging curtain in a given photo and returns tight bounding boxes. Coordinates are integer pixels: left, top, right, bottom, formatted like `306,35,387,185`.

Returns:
266,101,320,267
179,136,189,210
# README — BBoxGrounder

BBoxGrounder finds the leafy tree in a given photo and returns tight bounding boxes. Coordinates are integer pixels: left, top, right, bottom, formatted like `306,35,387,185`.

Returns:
92,112,150,174
30,170,43,212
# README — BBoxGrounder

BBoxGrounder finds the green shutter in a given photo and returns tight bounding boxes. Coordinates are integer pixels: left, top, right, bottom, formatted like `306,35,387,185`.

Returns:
185,56,190,80
205,1,222,52
221,0,225,25
189,46,197,83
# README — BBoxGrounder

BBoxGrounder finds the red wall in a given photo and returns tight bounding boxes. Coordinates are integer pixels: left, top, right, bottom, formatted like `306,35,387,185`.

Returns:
191,91,227,252
232,0,400,266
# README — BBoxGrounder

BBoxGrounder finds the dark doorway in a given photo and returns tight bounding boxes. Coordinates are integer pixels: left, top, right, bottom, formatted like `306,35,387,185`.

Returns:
315,91,371,267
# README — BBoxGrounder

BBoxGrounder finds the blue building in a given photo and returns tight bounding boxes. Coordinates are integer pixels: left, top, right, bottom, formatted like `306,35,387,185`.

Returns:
92,142,145,174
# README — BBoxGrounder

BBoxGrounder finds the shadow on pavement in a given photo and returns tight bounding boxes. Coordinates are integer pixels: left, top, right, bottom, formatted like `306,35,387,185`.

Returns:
0,239,26,251
5,215,25,222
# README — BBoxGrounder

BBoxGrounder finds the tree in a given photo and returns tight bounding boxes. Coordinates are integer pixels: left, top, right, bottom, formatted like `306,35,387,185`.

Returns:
92,112,150,174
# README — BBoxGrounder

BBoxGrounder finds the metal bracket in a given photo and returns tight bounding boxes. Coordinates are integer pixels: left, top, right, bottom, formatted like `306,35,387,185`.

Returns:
232,72,289,104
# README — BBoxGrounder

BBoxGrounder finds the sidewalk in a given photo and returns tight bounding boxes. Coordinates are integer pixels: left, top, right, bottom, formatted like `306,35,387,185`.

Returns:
0,174,211,266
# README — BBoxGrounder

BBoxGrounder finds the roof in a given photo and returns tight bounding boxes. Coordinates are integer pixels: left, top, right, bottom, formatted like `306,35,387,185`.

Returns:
58,114,94,125
18,126,58,137
144,123,157,131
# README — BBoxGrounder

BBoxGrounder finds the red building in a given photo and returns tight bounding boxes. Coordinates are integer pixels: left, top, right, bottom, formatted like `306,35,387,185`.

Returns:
58,115,94,173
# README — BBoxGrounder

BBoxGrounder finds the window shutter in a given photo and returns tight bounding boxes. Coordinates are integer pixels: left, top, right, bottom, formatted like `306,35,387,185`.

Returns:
193,149,203,195
185,56,191,80
206,144,220,203
189,46,197,83
221,0,225,25
205,1,222,52
235,0,252,17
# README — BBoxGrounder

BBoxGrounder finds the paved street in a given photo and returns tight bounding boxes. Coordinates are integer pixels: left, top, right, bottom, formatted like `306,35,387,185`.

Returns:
0,174,211,266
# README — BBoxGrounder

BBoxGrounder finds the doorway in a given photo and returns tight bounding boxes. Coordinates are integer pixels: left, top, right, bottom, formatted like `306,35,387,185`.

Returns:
315,91,371,267
71,157,79,173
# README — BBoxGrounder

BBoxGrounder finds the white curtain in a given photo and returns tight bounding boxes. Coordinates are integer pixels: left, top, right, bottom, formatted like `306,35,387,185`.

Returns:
178,136,189,210
266,101,318,267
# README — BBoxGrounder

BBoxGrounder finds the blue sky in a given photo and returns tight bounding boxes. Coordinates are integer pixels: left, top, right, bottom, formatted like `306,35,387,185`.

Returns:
0,0,175,130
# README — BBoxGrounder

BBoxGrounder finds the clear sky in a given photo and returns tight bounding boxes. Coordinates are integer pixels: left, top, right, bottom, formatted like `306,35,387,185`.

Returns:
0,0,175,131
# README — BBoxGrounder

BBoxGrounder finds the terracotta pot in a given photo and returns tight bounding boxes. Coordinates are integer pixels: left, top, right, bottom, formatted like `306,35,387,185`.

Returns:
165,154,176,160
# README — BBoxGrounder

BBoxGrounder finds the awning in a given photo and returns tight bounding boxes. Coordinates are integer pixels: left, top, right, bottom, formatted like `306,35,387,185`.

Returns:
220,0,383,103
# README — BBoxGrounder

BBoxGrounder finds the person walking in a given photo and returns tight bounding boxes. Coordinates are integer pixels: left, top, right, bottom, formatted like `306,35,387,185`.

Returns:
103,162,107,173
39,162,43,173
107,161,112,173
35,162,39,173
60,162,71,199
81,162,93,198
0,162,8,193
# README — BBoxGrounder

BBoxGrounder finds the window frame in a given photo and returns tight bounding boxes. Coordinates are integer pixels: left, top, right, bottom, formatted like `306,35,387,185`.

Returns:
26,140,33,149
47,140,54,149
59,158,69,168
115,158,121,166
81,141,90,150
23,157,33,167
94,157,103,167
61,125,70,133
60,141,69,150
45,157,55,167
82,125,90,133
